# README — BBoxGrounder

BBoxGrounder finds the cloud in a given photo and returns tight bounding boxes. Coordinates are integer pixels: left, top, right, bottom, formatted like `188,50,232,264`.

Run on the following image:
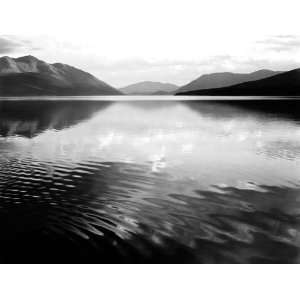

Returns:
0,34,298,86
256,35,300,52
80,55,236,86
85,55,233,74
0,35,39,54
85,52,300,86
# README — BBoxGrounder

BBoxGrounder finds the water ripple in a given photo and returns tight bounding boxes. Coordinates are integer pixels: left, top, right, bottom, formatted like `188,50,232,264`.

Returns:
0,99,300,262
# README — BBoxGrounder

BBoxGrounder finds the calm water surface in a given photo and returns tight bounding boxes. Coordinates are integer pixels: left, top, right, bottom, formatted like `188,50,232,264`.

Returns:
0,97,300,263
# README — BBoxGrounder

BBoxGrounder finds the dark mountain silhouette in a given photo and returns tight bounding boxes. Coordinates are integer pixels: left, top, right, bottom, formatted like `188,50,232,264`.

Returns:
0,55,121,96
177,68,300,96
120,81,178,95
176,69,281,94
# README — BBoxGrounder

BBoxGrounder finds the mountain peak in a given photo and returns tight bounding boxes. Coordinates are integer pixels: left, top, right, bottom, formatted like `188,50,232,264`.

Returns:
0,56,12,60
0,56,16,64
251,69,278,75
16,55,39,62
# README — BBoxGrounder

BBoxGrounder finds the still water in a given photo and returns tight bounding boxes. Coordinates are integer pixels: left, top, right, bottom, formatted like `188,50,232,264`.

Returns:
0,97,300,263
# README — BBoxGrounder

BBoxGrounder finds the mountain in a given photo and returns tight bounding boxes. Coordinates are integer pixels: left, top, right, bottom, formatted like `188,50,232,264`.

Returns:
120,81,178,95
0,55,121,96
176,69,282,94
177,68,300,96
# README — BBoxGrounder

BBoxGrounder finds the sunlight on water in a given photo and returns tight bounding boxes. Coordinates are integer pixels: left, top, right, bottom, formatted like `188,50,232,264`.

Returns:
0,98,300,263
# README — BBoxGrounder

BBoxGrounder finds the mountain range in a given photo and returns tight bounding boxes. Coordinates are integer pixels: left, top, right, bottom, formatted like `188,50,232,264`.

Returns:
177,68,300,96
0,55,299,97
0,55,121,96
120,81,178,95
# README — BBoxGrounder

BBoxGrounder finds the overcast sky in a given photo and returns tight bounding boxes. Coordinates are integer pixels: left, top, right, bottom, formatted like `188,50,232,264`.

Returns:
1,0,300,87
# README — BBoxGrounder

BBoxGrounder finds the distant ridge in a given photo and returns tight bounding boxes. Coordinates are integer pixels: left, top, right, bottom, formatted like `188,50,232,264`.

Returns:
177,68,300,96
0,55,121,96
120,81,178,95
176,69,282,94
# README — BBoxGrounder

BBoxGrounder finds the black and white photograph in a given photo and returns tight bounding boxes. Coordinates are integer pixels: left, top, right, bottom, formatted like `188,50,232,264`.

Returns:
0,0,300,268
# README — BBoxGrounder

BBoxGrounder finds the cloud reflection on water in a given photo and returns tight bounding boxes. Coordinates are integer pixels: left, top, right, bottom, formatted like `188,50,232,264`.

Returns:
0,99,300,262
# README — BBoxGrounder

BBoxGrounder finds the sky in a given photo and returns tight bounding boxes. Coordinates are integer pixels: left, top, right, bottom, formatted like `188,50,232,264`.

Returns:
0,0,300,87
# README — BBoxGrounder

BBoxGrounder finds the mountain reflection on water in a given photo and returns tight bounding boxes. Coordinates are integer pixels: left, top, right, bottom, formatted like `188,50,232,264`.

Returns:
0,99,300,263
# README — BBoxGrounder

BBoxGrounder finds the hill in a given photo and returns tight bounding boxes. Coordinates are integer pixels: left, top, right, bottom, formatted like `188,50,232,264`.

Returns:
176,69,281,94
177,68,300,96
120,81,178,95
0,55,121,96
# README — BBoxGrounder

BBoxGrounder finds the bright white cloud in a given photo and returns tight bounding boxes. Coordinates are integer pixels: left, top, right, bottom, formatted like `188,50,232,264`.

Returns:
0,0,300,86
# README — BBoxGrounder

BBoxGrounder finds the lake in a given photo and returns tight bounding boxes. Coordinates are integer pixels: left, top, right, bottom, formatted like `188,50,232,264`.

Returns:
0,96,300,263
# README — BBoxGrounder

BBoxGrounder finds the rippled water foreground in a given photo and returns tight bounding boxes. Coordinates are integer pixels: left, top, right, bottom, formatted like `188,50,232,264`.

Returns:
0,98,300,263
